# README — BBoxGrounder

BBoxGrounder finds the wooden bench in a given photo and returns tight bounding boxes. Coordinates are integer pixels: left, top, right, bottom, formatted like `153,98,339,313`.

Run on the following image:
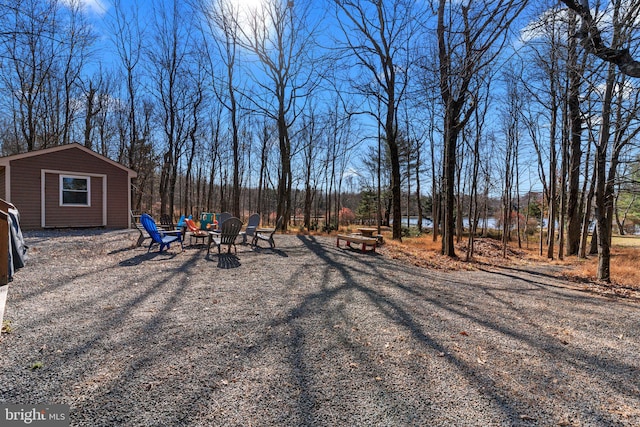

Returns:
336,234,377,252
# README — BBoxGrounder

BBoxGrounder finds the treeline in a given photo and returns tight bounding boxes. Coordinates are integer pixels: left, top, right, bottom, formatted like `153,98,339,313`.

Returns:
1,0,639,282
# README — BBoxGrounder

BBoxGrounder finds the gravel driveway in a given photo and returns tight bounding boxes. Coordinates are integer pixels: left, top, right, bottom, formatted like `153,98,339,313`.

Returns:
1,229,639,426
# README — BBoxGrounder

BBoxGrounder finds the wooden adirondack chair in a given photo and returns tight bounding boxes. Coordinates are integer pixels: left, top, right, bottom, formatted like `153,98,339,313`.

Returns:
253,216,283,249
242,213,261,244
207,217,242,255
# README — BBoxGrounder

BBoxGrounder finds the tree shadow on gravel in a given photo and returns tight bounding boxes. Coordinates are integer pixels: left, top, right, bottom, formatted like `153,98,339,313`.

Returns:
251,245,289,257
290,235,519,422
286,234,635,426
118,250,181,266
108,245,139,255
7,233,638,426
479,264,640,304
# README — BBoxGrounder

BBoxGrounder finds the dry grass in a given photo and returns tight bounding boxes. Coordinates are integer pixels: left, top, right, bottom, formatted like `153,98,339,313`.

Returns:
562,246,640,288
364,230,640,293
380,234,476,271
612,234,640,247
305,226,640,294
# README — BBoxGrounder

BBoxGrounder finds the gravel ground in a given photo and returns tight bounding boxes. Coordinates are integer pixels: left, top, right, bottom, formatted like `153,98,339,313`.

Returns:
1,229,639,426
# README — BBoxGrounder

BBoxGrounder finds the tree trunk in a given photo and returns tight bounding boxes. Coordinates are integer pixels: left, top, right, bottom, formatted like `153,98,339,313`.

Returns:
84,82,98,150
230,85,241,219
589,225,599,255
579,158,596,258
593,63,616,281
466,119,481,261
303,157,313,231
430,136,439,242
415,147,423,234
558,108,568,261
388,127,402,240
442,119,458,257
547,91,558,260
566,11,584,256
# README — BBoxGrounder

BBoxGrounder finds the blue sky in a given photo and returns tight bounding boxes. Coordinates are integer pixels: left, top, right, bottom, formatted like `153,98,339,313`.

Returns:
59,0,627,197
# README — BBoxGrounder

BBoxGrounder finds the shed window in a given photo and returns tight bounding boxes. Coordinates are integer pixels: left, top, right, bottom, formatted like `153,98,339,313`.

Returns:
60,175,90,206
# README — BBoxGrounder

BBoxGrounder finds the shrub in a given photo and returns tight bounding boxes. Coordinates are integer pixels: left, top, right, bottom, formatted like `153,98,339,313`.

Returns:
339,207,355,225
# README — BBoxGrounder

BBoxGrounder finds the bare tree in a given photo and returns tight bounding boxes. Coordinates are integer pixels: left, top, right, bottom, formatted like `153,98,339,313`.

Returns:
81,75,101,151
333,0,418,240
437,0,527,256
300,106,321,231
556,0,640,281
565,9,587,256
148,0,198,217
560,0,640,77
519,4,576,260
578,117,596,259
413,134,425,234
237,0,318,230
465,84,491,261
183,62,205,217
200,0,244,218
110,0,146,170
500,69,523,256
80,67,119,157
256,119,275,221
59,0,95,146
1,0,59,151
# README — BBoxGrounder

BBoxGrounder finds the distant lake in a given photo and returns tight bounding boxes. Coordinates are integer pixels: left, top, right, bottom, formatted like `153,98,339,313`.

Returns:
393,216,500,230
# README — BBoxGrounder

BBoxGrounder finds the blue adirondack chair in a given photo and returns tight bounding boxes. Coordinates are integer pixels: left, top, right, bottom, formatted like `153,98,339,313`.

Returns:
140,213,183,253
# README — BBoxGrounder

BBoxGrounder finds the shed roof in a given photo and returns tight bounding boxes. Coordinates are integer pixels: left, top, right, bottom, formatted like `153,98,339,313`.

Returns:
0,143,137,178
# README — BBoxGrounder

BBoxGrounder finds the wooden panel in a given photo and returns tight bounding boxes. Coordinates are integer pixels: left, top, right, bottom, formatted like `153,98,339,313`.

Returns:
44,173,103,228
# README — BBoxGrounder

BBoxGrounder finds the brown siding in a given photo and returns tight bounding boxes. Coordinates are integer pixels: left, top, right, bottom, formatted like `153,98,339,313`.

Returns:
9,147,130,230
44,173,104,228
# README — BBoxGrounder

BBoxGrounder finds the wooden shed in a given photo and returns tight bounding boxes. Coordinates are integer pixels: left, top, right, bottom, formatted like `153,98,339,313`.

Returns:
0,143,137,230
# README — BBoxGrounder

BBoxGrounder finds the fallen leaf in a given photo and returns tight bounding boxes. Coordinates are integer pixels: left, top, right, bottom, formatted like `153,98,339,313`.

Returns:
460,331,469,336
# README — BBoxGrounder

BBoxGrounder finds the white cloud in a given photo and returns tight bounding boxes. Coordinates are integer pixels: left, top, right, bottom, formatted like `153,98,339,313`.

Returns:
61,0,109,16
517,7,569,47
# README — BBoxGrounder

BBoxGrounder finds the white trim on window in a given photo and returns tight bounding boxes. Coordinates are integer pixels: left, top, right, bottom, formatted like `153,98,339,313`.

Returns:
59,174,91,207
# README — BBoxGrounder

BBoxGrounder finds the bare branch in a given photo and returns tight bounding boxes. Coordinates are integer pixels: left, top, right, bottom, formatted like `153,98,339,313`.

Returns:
560,0,640,77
